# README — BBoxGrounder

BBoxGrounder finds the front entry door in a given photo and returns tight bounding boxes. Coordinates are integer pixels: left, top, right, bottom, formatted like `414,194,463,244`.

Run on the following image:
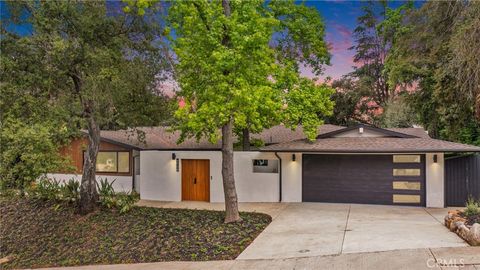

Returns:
181,159,210,201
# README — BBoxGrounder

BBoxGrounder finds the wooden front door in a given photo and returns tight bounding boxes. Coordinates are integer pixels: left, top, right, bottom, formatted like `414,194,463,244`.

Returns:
181,159,210,201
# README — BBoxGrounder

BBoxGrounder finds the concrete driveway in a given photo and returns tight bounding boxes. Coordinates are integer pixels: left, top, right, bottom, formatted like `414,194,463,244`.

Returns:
237,203,468,260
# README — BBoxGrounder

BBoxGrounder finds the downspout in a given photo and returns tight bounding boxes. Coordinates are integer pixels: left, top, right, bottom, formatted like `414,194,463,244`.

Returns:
274,152,282,202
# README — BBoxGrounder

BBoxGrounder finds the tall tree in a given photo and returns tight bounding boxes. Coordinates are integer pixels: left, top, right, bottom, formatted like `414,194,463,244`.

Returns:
1,1,170,212
384,1,480,145
168,0,333,222
350,0,392,107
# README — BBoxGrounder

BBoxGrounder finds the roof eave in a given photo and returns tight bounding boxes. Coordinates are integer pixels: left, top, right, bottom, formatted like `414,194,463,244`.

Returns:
316,124,418,139
259,149,480,153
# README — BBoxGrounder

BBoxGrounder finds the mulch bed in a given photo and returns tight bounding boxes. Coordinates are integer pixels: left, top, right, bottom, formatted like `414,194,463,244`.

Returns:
0,197,271,269
460,212,480,226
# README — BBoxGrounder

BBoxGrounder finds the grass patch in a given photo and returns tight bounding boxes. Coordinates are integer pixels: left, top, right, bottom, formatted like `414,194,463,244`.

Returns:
0,197,271,269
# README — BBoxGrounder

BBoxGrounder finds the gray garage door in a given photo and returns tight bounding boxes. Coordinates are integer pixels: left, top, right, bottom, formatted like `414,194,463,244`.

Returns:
302,154,426,206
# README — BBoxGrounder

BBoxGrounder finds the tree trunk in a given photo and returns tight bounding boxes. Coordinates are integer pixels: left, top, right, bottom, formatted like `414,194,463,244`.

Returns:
221,119,241,223
79,107,100,214
242,128,250,151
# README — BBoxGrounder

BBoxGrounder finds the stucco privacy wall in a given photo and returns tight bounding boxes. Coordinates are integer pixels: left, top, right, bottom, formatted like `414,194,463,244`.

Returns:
278,152,302,202
140,151,284,202
140,151,446,206
425,152,445,208
45,173,133,193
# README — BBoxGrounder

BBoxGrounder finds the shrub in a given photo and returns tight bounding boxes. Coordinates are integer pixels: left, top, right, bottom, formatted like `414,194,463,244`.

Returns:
32,177,62,200
96,178,138,213
97,178,115,198
116,192,138,213
0,120,72,193
465,196,480,217
61,178,80,202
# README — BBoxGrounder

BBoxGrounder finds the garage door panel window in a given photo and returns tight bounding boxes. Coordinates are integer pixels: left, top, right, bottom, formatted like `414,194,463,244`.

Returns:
393,181,421,190
393,194,421,203
393,155,421,163
393,168,421,176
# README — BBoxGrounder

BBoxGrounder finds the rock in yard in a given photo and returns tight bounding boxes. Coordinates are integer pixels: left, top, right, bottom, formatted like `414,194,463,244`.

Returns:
457,224,470,240
467,223,480,246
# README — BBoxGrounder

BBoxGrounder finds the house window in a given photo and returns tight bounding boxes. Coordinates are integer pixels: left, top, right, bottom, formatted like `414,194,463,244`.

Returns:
393,168,420,176
393,194,421,204
393,155,421,163
253,159,278,173
393,181,421,190
85,151,130,173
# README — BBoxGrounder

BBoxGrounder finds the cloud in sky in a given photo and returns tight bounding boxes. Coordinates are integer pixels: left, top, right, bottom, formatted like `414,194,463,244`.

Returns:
300,1,363,82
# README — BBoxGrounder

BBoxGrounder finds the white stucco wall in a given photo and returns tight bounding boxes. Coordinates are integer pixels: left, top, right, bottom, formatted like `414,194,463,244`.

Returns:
45,173,133,193
278,152,302,202
425,152,445,208
234,152,280,202
139,151,446,207
140,151,282,202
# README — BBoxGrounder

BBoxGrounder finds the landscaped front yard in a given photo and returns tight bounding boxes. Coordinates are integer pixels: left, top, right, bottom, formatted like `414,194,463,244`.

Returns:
0,197,271,269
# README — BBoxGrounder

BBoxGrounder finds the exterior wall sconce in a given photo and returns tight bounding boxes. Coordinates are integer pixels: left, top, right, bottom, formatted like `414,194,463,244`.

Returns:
292,154,296,162
433,154,438,163
176,158,179,172
172,153,176,160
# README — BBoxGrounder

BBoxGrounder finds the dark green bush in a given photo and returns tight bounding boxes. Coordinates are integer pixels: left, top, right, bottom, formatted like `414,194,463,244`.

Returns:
96,178,138,213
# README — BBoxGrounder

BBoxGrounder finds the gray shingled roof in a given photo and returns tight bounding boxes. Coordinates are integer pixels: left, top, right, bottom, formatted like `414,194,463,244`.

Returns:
260,137,480,153
96,124,480,152
98,124,345,150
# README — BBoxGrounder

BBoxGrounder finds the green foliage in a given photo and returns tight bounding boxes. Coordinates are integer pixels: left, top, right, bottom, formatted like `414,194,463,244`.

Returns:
96,178,138,213
1,1,173,207
0,121,71,192
96,178,116,198
122,0,157,15
383,1,480,145
116,192,139,214
61,179,80,203
349,0,393,107
379,96,417,128
31,178,63,201
269,0,330,75
465,197,480,217
283,79,334,139
27,177,79,202
168,0,334,143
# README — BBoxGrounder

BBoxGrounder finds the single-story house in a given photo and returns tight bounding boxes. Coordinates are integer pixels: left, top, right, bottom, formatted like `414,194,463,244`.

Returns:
49,124,480,208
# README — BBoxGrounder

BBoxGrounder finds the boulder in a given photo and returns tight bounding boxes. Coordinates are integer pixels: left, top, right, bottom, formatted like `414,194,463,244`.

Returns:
467,223,480,246
448,210,461,216
452,220,465,231
457,224,470,240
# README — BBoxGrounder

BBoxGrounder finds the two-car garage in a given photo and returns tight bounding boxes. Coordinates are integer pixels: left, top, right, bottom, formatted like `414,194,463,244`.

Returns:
302,154,426,206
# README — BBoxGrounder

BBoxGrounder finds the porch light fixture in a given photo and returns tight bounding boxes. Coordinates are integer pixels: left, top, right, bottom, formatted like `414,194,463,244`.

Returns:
433,154,438,163
292,154,296,162
172,153,176,160
176,158,179,172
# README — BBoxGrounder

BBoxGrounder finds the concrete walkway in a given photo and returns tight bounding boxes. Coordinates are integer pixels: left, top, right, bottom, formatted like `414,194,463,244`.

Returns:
239,203,467,259
40,247,480,270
